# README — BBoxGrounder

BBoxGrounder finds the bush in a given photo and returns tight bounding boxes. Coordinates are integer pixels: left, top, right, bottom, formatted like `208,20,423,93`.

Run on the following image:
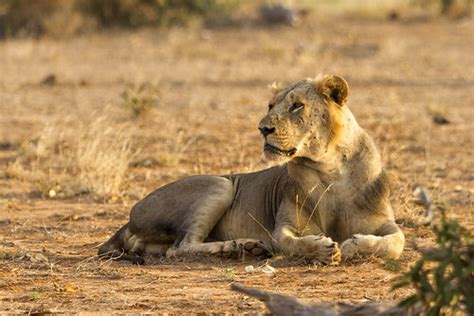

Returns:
0,0,61,37
76,114,137,197
393,210,473,315
0,0,236,37
121,83,160,118
7,112,138,199
79,0,233,27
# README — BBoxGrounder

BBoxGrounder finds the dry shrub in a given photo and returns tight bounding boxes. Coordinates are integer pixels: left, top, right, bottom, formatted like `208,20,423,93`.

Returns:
0,0,59,37
0,0,236,38
121,83,160,118
76,115,136,197
7,117,82,197
6,158,86,198
0,0,94,38
35,118,77,159
8,112,139,199
6,159,35,182
157,129,195,167
42,3,95,38
79,0,234,27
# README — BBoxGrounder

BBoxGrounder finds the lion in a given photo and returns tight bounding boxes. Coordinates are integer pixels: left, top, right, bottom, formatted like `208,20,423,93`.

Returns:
98,74,405,265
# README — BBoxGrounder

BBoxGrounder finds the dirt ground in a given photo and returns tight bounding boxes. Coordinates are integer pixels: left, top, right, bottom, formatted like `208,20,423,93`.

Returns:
0,11,473,314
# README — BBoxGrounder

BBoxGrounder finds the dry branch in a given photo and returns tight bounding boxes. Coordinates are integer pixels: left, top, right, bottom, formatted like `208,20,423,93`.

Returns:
231,283,421,316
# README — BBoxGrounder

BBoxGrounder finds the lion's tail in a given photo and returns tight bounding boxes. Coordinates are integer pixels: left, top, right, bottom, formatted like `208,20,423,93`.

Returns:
97,223,144,264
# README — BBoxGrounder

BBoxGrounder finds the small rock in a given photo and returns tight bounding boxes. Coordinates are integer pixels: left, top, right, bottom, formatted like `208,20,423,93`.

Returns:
244,263,276,277
260,3,298,26
432,114,450,125
387,10,400,20
40,74,57,86
412,186,431,207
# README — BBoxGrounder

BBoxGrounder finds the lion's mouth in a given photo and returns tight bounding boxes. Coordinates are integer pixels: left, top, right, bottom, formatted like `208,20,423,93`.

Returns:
264,143,297,157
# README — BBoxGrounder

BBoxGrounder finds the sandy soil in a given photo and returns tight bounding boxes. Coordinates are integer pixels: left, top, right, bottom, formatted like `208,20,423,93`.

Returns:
0,12,473,314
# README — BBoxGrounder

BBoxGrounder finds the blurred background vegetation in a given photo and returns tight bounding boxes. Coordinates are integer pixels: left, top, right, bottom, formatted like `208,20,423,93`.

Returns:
0,0,471,38
0,0,237,38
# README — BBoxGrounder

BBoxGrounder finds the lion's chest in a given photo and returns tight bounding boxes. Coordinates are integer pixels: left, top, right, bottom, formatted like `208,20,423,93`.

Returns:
318,204,378,242
305,190,370,242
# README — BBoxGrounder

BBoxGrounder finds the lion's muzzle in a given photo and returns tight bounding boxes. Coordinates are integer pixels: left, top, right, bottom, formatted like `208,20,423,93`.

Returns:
264,143,297,157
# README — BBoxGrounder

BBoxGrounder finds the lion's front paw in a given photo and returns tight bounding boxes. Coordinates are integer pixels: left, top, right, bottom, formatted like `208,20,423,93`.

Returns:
318,240,341,265
341,234,382,260
221,240,244,259
341,235,359,259
299,235,341,265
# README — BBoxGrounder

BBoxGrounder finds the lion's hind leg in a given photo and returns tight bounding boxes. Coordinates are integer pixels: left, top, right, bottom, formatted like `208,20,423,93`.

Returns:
167,239,271,259
166,177,270,259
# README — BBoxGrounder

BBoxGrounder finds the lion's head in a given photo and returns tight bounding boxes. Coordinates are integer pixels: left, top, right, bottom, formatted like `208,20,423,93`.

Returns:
258,74,349,163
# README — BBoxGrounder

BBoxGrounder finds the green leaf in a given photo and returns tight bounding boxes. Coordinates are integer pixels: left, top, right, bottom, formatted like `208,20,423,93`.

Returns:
419,273,434,294
398,294,419,308
392,277,411,291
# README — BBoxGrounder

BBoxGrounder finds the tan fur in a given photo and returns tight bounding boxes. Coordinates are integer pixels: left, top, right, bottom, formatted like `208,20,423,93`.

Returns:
98,74,404,265
328,102,343,145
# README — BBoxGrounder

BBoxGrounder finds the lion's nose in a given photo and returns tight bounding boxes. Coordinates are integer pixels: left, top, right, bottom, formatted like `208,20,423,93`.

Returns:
259,126,275,137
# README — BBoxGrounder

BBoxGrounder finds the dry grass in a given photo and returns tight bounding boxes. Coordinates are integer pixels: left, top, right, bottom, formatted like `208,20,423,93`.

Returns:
157,129,196,167
120,83,160,118
76,114,137,197
6,111,139,198
0,5,472,314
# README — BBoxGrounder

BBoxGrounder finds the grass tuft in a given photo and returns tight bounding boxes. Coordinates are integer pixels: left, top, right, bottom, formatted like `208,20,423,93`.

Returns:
7,112,140,199
121,83,160,118
76,115,137,197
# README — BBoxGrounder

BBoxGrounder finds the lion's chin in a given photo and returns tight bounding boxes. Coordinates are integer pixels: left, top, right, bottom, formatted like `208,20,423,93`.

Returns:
262,143,298,162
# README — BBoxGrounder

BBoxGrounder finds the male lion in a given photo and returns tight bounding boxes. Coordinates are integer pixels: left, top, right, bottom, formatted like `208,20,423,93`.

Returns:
98,75,404,265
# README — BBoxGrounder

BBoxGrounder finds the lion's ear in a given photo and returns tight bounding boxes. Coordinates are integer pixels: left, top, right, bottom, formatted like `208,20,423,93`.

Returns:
315,74,349,106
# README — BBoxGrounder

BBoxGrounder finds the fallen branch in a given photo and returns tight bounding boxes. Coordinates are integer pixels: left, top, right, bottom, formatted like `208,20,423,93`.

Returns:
231,283,421,316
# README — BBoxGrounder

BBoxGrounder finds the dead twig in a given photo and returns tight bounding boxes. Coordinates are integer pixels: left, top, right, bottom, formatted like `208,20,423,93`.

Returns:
231,283,421,316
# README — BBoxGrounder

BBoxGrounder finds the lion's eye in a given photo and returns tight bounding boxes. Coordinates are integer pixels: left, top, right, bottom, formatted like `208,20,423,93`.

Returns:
289,102,304,113
268,104,274,110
